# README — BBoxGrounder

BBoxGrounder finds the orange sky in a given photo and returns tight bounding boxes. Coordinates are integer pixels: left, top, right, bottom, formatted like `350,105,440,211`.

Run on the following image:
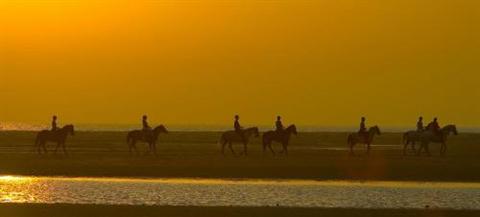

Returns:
1,0,479,128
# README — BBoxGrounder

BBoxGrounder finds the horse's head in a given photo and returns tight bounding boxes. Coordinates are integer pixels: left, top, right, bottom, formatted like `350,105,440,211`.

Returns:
287,124,298,136
154,125,168,134
443,124,458,135
64,124,75,136
370,125,381,135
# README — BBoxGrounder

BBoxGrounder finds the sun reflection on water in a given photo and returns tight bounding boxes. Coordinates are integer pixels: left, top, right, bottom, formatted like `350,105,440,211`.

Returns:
0,175,40,203
0,175,479,209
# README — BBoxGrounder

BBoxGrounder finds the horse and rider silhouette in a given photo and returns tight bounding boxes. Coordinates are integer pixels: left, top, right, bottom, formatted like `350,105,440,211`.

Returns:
126,115,168,156
262,116,297,156
32,115,456,158
35,116,75,155
347,117,381,155
403,117,458,156
220,115,297,156
220,115,259,156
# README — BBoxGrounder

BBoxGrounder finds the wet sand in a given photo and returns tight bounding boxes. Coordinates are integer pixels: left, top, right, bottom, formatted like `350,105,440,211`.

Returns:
0,131,479,182
1,204,479,217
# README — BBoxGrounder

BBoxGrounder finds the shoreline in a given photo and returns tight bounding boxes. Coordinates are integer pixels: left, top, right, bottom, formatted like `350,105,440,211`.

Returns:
1,131,479,182
2,173,480,184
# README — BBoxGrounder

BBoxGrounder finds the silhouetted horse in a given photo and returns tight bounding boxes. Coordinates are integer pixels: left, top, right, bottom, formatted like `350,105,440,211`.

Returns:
262,124,297,156
402,130,423,155
416,125,458,156
35,125,75,155
347,126,381,155
220,127,259,156
127,125,168,156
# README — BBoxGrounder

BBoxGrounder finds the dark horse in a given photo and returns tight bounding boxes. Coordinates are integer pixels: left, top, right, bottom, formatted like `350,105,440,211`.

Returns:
347,126,381,155
126,125,168,156
219,127,259,156
35,125,75,155
262,124,297,156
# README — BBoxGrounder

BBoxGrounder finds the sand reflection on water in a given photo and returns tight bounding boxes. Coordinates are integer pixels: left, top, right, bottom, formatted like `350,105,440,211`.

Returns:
0,175,479,209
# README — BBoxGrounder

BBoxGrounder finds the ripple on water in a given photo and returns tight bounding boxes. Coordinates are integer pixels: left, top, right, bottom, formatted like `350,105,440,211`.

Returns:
0,176,479,209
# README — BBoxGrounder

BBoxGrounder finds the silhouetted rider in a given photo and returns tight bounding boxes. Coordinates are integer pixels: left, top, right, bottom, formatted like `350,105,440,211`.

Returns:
275,116,284,133
51,115,58,131
427,117,441,135
142,115,151,131
416,116,424,132
142,115,152,139
358,117,367,139
234,115,246,143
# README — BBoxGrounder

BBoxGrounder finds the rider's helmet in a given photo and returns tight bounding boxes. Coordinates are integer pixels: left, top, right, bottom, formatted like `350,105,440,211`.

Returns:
235,115,239,119
419,116,423,120
361,117,365,121
53,115,57,120
434,117,438,122
277,116,281,120
143,115,147,120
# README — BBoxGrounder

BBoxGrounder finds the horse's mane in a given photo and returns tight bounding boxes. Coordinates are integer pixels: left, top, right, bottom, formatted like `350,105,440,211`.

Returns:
154,125,165,129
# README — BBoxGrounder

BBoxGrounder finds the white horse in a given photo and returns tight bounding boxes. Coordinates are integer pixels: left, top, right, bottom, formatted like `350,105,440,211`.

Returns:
416,125,458,156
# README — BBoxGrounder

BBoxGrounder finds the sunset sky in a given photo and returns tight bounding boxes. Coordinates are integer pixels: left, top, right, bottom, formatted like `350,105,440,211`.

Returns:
1,0,479,128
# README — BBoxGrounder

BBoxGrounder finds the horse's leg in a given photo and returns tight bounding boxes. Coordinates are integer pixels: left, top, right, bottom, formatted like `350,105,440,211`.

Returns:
54,142,61,154
441,142,447,156
268,143,275,156
349,143,354,156
367,143,371,155
153,142,158,157
243,142,248,156
128,141,133,156
416,143,423,156
411,141,416,152
132,141,139,155
37,141,42,154
282,141,288,156
221,141,227,155
228,142,236,156
144,143,151,156
403,142,408,156
62,142,68,155
42,142,48,154
262,141,267,155
425,143,431,156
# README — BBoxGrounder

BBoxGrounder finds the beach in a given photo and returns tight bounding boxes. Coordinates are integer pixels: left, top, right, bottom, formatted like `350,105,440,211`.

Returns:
0,131,478,182
2,131,480,216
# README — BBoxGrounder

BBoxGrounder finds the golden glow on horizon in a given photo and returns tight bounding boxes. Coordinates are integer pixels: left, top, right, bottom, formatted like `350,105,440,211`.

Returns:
1,1,479,127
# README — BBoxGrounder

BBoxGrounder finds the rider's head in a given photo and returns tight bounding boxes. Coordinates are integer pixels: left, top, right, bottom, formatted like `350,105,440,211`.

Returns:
53,115,57,120
434,117,438,122
143,115,147,120
361,117,365,121
277,116,281,121
419,116,423,120
235,115,239,120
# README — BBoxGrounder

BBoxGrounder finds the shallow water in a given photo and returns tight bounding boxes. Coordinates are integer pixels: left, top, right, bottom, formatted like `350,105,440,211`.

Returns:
0,176,479,209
